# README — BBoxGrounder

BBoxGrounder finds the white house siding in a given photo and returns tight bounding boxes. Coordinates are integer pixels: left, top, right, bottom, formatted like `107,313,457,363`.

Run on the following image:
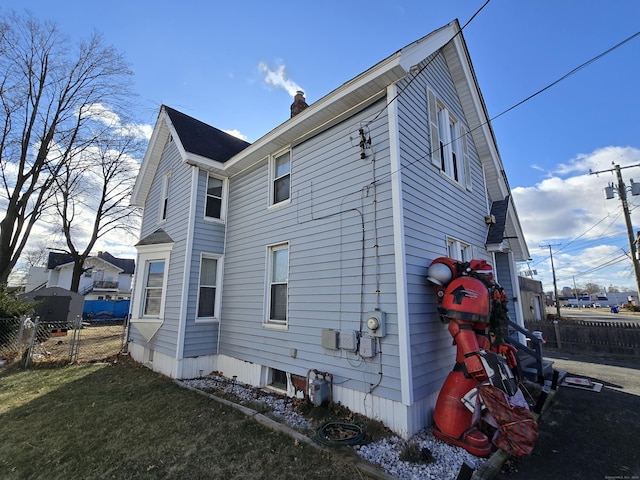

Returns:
394,52,494,426
182,168,224,357
129,140,191,360
219,101,405,404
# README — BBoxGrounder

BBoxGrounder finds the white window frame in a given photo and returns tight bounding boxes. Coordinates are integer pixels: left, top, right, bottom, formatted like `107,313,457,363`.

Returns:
142,261,165,316
131,243,173,322
264,242,289,328
196,253,223,322
427,88,470,189
159,171,171,223
204,173,227,222
269,149,291,208
447,237,473,262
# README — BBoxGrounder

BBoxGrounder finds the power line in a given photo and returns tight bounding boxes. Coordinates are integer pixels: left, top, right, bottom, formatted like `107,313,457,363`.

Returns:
365,0,491,128
368,21,640,195
490,30,640,123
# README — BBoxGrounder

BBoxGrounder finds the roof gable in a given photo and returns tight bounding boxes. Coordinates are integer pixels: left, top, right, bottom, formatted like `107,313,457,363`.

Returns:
130,19,528,260
131,106,250,207
163,106,250,162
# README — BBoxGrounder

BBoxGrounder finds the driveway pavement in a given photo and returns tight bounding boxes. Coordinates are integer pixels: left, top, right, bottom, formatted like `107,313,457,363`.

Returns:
497,349,640,480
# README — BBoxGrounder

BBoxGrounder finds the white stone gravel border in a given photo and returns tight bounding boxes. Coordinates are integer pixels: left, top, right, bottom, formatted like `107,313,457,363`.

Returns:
181,374,494,480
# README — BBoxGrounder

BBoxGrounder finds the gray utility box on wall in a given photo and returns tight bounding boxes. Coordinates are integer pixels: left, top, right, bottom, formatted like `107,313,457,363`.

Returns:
321,329,338,350
340,330,358,352
359,335,377,358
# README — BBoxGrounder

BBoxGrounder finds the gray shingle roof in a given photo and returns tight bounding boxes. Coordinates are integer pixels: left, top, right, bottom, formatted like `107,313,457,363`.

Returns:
163,106,250,162
486,195,510,245
47,251,135,274
135,228,174,246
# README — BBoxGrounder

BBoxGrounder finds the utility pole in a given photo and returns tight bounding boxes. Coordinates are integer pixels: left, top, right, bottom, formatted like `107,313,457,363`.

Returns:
541,243,562,317
590,163,640,299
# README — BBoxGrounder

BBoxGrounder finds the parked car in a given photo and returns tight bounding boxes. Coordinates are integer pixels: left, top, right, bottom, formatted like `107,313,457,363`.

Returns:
592,303,602,308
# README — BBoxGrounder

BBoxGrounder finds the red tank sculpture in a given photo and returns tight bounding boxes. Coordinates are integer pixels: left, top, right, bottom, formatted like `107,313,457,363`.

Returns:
427,257,519,457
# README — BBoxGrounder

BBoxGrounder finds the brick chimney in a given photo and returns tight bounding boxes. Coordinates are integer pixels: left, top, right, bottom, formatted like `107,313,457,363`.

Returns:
290,90,308,118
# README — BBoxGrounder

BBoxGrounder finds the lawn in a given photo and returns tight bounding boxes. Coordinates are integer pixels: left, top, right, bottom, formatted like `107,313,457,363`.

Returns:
0,357,373,480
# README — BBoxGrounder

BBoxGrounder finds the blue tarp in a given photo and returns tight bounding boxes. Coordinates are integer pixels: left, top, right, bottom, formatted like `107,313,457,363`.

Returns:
83,299,130,320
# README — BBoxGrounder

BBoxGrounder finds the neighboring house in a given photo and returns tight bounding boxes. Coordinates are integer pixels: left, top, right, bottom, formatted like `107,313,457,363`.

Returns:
26,252,135,301
128,20,529,438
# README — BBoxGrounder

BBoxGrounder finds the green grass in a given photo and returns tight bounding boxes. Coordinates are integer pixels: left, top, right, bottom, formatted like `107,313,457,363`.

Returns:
0,357,373,480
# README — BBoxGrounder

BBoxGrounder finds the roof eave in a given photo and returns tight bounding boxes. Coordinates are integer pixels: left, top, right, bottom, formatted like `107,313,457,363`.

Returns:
222,22,462,177
130,107,187,207
222,58,408,176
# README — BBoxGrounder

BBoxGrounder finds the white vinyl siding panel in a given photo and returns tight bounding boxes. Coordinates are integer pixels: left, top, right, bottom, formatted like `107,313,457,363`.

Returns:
220,101,403,401
395,51,492,401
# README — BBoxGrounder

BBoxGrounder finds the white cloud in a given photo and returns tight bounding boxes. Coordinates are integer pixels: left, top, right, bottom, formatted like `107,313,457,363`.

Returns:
83,103,152,141
258,61,303,97
223,129,248,141
515,146,640,291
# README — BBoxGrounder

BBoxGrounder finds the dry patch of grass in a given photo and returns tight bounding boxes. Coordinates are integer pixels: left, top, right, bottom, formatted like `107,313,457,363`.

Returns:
0,357,373,480
29,324,125,364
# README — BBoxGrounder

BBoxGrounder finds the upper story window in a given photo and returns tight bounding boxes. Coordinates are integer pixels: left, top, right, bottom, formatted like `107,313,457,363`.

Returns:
447,237,472,262
159,171,171,222
427,88,470,189
205,174,224,220
266,242,289,326
271,150,291,206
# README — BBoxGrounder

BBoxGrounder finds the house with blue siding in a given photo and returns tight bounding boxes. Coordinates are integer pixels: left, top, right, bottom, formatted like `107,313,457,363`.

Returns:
128,20,529,438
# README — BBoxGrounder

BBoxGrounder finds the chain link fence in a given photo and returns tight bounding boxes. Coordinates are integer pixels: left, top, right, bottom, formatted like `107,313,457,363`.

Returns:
1,316,128,366
0,316,32,361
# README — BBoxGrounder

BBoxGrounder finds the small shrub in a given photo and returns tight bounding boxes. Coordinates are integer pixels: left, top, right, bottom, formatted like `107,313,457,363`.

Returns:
0,285,33,318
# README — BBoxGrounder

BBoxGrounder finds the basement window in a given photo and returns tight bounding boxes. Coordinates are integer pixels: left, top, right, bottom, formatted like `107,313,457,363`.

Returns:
270,368,287,390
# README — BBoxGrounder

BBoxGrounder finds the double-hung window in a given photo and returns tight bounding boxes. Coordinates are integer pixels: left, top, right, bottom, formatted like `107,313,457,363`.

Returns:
197,255,221,319
271,150,291,205
447,237,472,262
143,260,165,316
428,88,470,189
131,240,173,341
266,243,289,325
205,174,224,220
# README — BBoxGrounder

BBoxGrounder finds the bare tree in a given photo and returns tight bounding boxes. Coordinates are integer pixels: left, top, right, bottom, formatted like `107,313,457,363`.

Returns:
583,282,601,295
53,125,143,292
0,11,135,284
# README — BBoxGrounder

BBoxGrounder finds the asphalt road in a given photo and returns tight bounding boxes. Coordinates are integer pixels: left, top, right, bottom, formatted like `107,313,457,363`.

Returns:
498,346,640,479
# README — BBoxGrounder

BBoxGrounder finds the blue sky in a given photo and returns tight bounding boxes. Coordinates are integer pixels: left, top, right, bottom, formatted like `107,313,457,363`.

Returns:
4,0,640,296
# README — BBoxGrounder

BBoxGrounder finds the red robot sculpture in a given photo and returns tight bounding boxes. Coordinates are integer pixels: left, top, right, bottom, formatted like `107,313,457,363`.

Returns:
427,257,519,457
